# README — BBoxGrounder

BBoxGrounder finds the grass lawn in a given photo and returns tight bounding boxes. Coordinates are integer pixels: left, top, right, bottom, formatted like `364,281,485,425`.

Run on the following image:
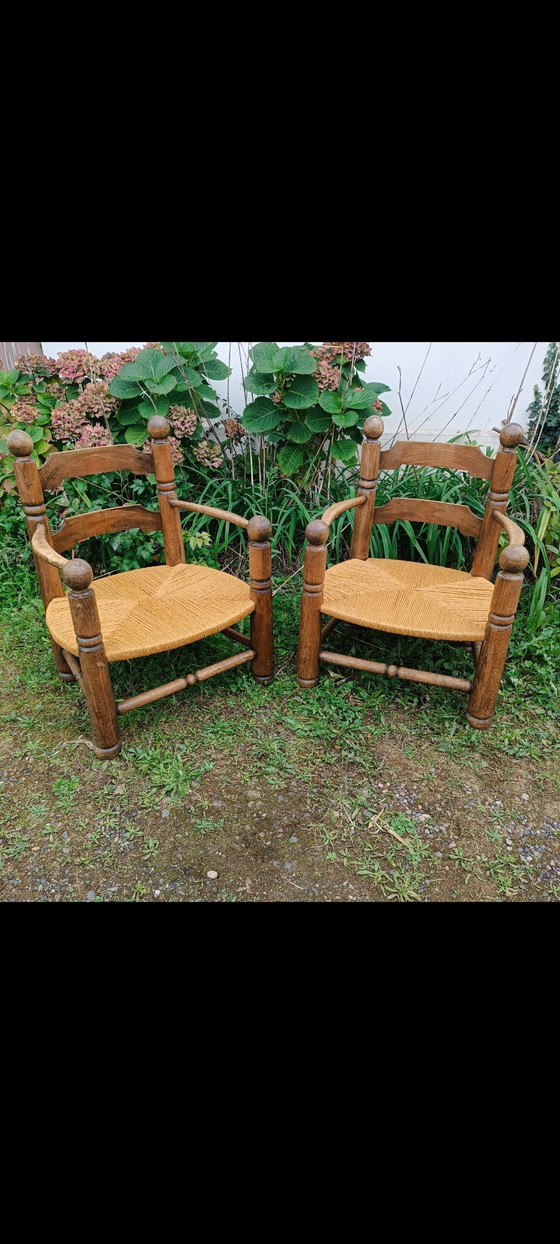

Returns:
1,551,559,903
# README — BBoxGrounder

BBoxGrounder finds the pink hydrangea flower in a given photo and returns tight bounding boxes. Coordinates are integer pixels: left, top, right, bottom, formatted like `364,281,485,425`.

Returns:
14,354,58,377
56,350,100,383
169,405,198,438
73,424,114,449
194,440,223,470
223,418,245,442
11,399,39,424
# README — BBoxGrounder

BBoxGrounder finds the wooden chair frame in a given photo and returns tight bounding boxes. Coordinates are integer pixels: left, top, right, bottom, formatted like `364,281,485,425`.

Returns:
297,416,529,729
8,416,274,759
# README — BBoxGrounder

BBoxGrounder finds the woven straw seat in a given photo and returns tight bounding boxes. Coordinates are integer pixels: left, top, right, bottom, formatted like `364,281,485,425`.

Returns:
46,564,255,663
322,559,494,642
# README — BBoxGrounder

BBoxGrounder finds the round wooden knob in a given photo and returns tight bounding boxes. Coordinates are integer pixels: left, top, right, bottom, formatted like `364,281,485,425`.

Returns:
147,416,171,440
363,415,384,440
499,422,525,449
7,430,34,458
306,520,329,545
63,559,94,591
499,545,530,574
247,515,272,542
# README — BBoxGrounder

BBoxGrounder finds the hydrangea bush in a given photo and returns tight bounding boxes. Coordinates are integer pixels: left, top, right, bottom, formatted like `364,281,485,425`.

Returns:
0,342,232,495
242,341,391,477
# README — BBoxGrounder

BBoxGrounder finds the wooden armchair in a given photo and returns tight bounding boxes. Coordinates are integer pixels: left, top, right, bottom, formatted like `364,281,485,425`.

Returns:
8,416,273,759
297,416,529,729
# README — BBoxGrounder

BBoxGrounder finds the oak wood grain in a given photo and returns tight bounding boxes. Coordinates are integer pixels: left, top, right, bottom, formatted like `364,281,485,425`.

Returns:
321,496,365,527
373,498,482,537
380,441,493,480
52,505,162,553
39,446,155,491
169,498,250,529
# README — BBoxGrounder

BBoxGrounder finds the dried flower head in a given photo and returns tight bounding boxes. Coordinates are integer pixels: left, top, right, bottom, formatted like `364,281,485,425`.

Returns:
169,405,198,439
56,350,100,383
194,439,223,470
14,354,57,377
322,342,371,362
223,418,245,442
11,398,39,424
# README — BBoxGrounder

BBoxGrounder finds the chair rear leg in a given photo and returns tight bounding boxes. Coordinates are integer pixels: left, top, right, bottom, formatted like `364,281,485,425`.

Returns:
64,560,121,759
248,517,274,685
50,639,77,683
466,546,528,729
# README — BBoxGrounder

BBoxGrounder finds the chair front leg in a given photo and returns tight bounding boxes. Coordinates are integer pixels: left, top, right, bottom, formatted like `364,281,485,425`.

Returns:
466,543,529,729
297,520,329,689
248,516,274,685
64,561,121,760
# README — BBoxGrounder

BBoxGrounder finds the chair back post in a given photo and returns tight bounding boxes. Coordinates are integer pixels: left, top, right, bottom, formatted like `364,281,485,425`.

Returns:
148,417,186,567
8,430,75,682
8,430,64,608
351,416,384,559
63,559,121,759
471,423,525,580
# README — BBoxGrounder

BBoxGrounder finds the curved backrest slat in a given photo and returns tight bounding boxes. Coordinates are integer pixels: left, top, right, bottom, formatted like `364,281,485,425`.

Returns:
52,506,162,554
40,445,155,491
380,441,493,480
374,498,482,538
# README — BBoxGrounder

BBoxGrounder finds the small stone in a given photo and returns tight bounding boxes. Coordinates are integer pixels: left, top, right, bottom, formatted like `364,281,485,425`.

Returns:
521,793,529,801
207,870,218,880
154,890,161,897
289,835,298,843
434,852,443,859
161,809,170,818
284,861,293,870
86,891,96,901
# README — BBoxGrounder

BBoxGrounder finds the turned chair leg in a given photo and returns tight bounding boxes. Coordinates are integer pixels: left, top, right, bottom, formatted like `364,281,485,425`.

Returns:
248,517,274,685
64,561,121,760
297,520,329,689
466,544,529,730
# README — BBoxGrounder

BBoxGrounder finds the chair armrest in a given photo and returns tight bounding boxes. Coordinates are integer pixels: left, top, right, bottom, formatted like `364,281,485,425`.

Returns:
32,523,94,591
321,495,366,527
32,523,70,570
492,511,525,547
168,499,249,530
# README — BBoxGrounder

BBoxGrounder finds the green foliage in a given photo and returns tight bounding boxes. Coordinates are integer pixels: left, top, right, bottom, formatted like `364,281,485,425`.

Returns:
0,367,56,493
242,341,391,481
109,343,229,445
527,342,560,455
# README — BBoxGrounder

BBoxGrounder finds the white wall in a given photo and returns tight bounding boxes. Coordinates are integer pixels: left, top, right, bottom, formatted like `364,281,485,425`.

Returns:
42,341,547,447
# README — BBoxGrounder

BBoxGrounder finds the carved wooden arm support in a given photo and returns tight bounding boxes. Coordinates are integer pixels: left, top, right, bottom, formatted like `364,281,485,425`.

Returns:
321,495,366,528
487,510,530,622
32,521,96,591
169,499,250,530
492,510,525,548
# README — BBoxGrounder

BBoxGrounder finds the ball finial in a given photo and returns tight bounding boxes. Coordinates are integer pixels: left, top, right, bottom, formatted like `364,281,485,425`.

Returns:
247,515,272,543
306,520,329,546
499,422,525,449
363,415,384,441
7,430,34,458
499,545,530,574
63,559,94,592
147,416,171,440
